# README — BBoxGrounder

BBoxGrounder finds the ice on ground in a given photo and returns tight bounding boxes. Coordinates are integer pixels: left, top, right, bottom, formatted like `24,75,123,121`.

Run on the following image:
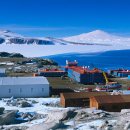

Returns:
66,119,117,130
0,44,130,57
0,98,69,128
4,119,45,128
0,98,64,114
41,98,60,105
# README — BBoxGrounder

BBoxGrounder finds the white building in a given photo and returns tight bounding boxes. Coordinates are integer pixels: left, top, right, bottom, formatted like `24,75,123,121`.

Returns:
0,68,6,77
0,77,50,98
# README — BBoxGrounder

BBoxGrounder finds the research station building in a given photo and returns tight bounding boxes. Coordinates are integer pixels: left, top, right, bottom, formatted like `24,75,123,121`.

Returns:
38,68,67,77
0,76,50,98
60,92,109,107
64,60,105,84
90,95,130,112
0,68,6,77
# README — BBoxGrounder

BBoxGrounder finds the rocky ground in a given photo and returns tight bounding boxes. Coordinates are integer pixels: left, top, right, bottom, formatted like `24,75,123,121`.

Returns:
0,97,130,130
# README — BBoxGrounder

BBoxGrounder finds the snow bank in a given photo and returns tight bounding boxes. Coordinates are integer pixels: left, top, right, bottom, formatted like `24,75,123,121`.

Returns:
0,98,69,128
0,44,130,57
41,98,60,105
66,119,117,130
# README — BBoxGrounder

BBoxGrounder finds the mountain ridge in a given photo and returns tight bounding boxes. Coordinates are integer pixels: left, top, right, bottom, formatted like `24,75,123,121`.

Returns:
64,30,130,45
0,29,130,45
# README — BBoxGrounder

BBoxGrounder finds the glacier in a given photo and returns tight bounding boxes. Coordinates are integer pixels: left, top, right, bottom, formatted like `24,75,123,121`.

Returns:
64,30,130,45
0,44,130,57
0,29,130,57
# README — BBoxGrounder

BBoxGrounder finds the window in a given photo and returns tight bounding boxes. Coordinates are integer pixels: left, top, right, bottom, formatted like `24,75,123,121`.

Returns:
31,88,33,92
9,89,11,93
20,88,22,93
42,88,44,92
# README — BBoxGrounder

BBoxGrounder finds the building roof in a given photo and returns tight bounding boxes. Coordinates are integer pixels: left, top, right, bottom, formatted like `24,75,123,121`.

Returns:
66,66,102,74
112,69,130,73
0,68,6,73
39,68,65,73
0,76,49,85
122,95,130,102
92,95,130,104
61,92,109,99
118,71,130,73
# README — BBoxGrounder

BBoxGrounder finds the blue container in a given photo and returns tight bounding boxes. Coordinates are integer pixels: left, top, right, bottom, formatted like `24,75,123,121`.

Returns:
128,75,130,80
68,69,74,78
113,71,118,76
80,73,90,84
118,72,130,77
73,71,80,82
68,69,105,85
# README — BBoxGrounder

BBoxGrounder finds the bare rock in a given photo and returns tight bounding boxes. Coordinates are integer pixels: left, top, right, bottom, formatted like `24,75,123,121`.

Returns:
0,107,5,114
61,110,77,121
0,110,18,125
18,101,32,108
121,109,130,115
4,126,28,130
124,121,130,130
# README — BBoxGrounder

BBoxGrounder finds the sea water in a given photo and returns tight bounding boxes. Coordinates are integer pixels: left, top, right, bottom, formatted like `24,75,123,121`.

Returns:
44,49,130,71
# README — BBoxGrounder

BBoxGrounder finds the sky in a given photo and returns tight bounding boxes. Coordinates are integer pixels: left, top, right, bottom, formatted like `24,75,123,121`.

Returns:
0,0,130,37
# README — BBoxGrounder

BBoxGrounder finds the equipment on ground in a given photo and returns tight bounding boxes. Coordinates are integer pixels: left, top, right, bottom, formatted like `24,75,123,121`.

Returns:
96,70,122,91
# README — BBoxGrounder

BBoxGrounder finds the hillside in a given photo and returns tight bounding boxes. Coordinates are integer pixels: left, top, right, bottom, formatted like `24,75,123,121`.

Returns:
0,52,24,58
0,30,68,45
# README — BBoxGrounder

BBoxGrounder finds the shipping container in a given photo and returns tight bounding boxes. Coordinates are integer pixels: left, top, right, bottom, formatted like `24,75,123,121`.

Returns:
118,72,130,77
60,92,109,107
90,95,130,112
128,75,130,80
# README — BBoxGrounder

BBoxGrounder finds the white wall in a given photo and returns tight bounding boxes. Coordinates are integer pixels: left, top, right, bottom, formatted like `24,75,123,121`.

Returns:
0,84,49,98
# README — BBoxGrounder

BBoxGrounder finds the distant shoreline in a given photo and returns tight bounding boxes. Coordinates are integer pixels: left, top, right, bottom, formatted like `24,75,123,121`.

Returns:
0,44,130,57
45,50,130,70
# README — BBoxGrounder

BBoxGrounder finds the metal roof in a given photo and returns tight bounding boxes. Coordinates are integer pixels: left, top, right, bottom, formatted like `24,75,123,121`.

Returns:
61,92,109,99
0,76,49,86
66,66,102,74
92,95,130,104
111,69,130,73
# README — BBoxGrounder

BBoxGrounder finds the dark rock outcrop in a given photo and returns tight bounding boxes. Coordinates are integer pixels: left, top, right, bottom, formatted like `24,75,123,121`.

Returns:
0,110,18,125
18,101,32,108
0,52,24,58
8,38,54,45
0,107,5,115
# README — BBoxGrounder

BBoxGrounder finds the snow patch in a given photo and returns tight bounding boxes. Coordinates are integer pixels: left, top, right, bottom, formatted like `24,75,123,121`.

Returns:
64,30,130,45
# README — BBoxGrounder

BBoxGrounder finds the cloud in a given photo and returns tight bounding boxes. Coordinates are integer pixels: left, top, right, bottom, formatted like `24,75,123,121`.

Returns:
0,24,81,32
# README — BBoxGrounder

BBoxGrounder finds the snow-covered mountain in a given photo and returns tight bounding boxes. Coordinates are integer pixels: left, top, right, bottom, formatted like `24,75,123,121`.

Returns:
0,30,92,45
64,30,130,45
0,29,130,57
0,29,130,46
0,30,70,45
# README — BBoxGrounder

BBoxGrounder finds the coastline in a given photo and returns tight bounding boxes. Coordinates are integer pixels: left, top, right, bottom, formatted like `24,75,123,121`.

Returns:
0,44,130,57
